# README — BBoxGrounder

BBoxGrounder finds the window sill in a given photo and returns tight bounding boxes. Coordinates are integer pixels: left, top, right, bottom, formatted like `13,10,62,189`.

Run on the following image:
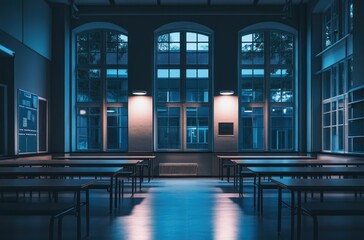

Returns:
315,33,352,57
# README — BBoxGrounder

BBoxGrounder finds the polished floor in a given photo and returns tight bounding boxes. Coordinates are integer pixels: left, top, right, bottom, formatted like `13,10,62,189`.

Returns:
0,178,363,240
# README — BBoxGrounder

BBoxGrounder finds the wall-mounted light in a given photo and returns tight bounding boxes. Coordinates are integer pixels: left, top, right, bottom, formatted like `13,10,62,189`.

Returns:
79,109,87,115
132,90,147,96
219,90,234,96
243,107,253,113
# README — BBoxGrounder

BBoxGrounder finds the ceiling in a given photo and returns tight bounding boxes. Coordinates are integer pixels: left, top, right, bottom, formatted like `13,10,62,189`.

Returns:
48,0,307,6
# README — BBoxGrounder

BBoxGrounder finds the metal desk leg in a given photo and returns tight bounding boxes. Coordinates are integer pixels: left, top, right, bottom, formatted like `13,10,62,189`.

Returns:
86,189,90,237
76,191,81,240
290,191,295,240
278,187,282,235
297,191,302,240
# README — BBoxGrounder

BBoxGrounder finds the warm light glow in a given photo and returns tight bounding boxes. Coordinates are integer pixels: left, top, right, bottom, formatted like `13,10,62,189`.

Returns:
79,109,87,115
132,90,147,96
214,191,239,240
120,193,152,240
219,90,234,96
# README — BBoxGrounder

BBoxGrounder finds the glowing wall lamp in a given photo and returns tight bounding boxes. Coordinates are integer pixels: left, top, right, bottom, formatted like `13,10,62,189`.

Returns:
219,90,234,96
132,90,147,96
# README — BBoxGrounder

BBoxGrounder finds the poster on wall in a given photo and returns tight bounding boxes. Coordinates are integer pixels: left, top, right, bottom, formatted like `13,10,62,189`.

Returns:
18,89,38,153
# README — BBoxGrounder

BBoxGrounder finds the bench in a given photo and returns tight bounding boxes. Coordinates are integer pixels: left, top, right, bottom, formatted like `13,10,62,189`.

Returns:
257,180,278,213
239,170,255,196
301,201,364,240
0,202,79,240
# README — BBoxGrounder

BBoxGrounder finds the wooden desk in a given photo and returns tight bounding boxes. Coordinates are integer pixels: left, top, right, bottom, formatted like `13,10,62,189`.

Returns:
0,167,123,212
271,178,364,240
248,166,364,213
0,179,92,240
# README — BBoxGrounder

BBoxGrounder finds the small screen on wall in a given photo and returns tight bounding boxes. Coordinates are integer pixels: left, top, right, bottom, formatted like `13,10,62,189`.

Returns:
218,122,234,135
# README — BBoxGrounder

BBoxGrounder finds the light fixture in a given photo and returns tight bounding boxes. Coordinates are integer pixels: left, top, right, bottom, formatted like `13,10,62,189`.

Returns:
244,107,253,113
219,90,234,96
79,109,87,115
132,90,147,96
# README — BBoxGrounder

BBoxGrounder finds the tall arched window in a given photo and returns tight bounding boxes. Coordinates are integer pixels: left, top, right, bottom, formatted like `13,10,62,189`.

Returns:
154,23,212,151
73,24,128,151
239,25,296,151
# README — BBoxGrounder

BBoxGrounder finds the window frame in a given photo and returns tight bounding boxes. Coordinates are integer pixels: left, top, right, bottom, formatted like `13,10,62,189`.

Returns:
154,23,213,152
72,23,128,152
238,24,298,152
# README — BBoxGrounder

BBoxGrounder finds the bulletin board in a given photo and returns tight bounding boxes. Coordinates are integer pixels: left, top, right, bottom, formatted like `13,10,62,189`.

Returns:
18,89,38,153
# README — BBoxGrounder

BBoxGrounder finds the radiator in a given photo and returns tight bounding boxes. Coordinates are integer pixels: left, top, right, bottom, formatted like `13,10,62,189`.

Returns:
159,163,198,176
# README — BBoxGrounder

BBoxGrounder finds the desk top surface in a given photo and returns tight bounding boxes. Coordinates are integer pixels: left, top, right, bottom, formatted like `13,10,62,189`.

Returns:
271,178,364,191
0,167,124,175
53,155,155,159
248,166,364,175
0,178,93,190
218,155,315,159
0,159,141,166
233,159,364,165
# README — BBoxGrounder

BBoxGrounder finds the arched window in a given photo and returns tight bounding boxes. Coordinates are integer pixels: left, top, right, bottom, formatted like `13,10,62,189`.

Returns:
73,23,128,151
239,24,296,151
154,22,213,151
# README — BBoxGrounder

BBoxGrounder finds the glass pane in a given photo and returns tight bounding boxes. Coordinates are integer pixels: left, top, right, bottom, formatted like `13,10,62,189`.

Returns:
76,69,101,102
157,69,181,102
240,107,264,150
270,69,293,103
76,107,101,150
157,107,180,149
106,69,128,103
186,69,209,103
241,68,264,102
323,127,330,150
186,107,209,150
270,107,293,150
107,107,128,151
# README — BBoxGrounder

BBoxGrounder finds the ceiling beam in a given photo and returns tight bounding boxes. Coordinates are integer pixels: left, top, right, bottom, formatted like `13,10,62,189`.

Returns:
76,5,286,16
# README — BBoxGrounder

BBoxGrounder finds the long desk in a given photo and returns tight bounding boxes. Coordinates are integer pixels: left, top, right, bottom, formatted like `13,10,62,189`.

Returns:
53,155,156,181
248,166,364,213
271,178,364,240
0,167,123,212
217,155,315,180
0,178,92,240
234,159,364,196
0,159,141,194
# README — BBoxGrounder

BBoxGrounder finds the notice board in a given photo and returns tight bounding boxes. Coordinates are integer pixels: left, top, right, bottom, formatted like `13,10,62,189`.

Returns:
18,89,38,153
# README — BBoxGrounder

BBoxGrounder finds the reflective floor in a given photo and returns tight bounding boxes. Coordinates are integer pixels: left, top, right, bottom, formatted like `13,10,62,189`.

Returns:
0,178,363,240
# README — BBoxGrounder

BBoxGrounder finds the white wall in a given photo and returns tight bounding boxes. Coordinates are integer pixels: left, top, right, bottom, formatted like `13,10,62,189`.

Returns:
213,95,238,152
128,95,153,152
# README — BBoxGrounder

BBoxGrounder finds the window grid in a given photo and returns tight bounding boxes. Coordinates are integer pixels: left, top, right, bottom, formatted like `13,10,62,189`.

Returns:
239,30,295,151
75,30,128,152
322,61,347,153
155,30,211,151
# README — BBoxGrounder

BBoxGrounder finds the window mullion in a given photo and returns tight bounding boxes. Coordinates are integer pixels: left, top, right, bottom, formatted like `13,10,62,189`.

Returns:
181,32,186,151
264,30,270,151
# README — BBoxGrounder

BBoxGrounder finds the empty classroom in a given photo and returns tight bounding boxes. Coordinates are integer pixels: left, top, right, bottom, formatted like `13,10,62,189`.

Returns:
0,0,364,239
